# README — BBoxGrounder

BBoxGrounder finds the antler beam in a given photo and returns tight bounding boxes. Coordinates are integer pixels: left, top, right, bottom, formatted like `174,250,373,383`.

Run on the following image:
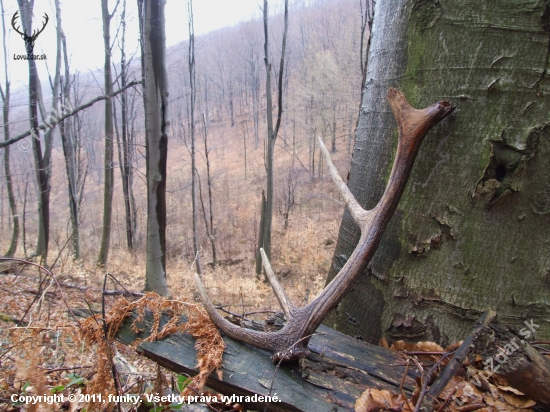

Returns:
195,88,455,362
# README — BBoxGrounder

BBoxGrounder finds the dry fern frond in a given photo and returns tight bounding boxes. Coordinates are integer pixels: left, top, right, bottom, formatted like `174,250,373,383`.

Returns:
80,293,225,400
182,303,226,393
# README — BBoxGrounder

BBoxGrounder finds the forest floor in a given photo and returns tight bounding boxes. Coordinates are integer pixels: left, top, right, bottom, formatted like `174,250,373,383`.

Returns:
0,198,340,411
1,260,548,412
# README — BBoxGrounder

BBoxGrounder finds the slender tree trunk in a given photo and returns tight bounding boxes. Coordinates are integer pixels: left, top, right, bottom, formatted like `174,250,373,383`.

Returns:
142,0,169,295
256,0,289,273
16,0,53,263
243,121,248,179
188,0,202,276
253,72,260,149
22,178,28,257
117,0,135,251
0,0,18,257
255,190,267,277
98,0,115,267
331,101,337,153
201,113,217,266
58,1,81,260
325,0,550,344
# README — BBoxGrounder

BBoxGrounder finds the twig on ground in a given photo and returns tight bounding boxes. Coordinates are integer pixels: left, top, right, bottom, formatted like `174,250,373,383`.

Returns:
0,257,82,328
400,358,414,412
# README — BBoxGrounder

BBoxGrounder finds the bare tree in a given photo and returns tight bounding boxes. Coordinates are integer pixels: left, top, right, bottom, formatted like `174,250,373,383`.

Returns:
114,0,137,251
198,113,217,266
238,22,262,149
15,0,60,263
255,0,289,275
188,0,202,275
0,0,18,257
279,137,300,230
97,0,119,267
57,0,81,260
141,0,169,295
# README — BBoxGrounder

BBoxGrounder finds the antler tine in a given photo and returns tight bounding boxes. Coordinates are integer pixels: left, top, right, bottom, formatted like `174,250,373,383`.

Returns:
193,273,281,352
260,248,293,319
195,89,455,363
317,136,372,229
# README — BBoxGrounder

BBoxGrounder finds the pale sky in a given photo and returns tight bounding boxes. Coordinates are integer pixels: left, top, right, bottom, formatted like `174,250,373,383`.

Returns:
1,0,284,90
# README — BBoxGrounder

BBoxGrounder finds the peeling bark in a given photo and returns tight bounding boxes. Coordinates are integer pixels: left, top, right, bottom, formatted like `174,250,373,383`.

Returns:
326,0,550,345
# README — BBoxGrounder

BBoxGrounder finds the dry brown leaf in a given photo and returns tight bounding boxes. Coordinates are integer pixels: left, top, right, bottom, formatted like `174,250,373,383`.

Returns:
355,388,407,412
497,386,525,396
497,390,536,409
445,341,463,352
390,340,444,353
438,376,465,400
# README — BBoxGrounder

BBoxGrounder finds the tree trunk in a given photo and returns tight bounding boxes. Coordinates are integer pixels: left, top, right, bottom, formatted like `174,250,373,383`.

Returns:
0,0,18,257
325,0,550,346
142,0,169,295
256,0,288,273
200,113,217,267
255,190,266,277
116,0,135,251
16,0,54,263
58,0,81,261
188,0,202,276
98,0,115,267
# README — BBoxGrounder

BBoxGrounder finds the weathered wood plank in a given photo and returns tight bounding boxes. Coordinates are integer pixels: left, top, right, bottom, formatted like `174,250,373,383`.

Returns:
75,309,418,411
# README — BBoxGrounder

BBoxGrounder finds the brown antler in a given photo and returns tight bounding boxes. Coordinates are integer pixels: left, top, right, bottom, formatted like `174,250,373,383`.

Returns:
195,88,455,362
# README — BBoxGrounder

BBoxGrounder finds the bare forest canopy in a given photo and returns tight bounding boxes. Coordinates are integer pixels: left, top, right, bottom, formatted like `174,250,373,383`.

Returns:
0,0,363,289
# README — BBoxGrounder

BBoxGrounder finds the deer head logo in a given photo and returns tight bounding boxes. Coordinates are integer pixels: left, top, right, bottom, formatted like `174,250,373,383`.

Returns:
11,11,49,55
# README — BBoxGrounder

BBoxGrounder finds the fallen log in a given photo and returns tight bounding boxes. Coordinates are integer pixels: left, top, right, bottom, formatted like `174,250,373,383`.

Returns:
74,308,418,411
467,323,550,410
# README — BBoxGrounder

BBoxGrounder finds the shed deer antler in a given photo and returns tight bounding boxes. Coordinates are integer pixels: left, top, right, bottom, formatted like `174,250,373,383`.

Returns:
195,88,455,362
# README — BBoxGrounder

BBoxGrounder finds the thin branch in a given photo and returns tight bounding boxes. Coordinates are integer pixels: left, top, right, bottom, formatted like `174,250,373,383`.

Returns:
0,258,81,328
0,80,141,148
272,0,288,140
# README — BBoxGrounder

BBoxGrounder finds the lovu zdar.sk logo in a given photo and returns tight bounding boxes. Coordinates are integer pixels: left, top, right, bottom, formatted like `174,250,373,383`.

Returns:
12,10,48,60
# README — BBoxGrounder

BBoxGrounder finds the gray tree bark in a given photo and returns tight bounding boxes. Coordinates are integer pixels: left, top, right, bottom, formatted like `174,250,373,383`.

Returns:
16,0,57,263
58,0,81,260
114,0,136,252
142,0,169,295
0,0,18,257
97,0,116,267
188,0,202,276
256,0,288,275
325,0,550,345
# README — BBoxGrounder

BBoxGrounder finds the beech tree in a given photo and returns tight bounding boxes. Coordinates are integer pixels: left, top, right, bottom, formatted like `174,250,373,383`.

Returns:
141,0,169,295
15,0,61,263
97,0,118,267
255,0,289,275
325,0,550,344
57,0,82,260
0,0,18,257
188,0,202,276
